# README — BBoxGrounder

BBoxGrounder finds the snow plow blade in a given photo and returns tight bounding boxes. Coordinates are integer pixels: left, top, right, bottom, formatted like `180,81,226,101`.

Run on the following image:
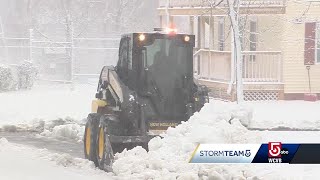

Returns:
108,135,156,144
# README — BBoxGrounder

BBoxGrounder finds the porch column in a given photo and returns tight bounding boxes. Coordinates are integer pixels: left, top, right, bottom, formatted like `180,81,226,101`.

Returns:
198,16,206,78
159,15,163,28
189,16,194,34
200,16,205,49
209,16,214,50
196,16,201,75
169,16,174,25
208,16,215,79
197,16,201,48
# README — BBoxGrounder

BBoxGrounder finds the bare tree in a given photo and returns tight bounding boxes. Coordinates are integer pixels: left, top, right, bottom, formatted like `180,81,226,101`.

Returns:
201,0,244,102
227,0,244,103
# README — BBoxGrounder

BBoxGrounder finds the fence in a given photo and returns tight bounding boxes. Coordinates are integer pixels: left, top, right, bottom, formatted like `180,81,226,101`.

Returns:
0,29,120,83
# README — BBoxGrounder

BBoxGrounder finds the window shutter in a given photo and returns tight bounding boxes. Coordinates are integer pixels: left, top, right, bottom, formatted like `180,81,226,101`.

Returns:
304,22,316,65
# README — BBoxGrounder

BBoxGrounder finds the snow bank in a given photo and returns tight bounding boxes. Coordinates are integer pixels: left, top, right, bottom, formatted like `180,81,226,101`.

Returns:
40,123,85,142
0,82,92,142
0,117,86,141
112,101,320,179
0,138,113,180
112,102,260,179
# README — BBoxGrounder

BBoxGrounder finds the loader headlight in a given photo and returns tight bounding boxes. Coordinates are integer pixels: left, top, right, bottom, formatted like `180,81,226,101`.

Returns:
138,34,146,41
184,35,190,42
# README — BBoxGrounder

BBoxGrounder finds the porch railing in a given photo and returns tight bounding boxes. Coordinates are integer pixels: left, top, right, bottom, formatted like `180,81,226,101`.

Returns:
195,49,283,83
242,51,282,83
194,49,232,81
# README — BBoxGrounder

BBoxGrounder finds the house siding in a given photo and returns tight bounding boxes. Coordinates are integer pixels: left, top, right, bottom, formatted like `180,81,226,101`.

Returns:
282,1,320,94
164,0,320,97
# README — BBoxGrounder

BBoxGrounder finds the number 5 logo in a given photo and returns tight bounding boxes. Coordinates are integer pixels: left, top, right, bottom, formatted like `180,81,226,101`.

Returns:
268,142,282,158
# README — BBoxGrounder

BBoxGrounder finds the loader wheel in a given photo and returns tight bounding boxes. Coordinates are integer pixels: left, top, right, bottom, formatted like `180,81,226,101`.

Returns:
96,122,114,172
84,113,101,166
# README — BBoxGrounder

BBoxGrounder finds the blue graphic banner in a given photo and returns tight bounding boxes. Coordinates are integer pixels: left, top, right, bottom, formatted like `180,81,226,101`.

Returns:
189,143,320,164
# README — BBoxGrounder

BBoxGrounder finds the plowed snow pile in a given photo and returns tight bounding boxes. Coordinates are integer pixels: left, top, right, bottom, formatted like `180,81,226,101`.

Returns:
40,123,85,142
112,101,261,179
112,101,320,180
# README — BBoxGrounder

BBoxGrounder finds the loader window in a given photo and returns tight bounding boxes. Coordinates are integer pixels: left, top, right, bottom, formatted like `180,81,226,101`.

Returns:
119,39,129,69
144,38,192,74
118,37,131,83
144,39,162,67
141,37,194,118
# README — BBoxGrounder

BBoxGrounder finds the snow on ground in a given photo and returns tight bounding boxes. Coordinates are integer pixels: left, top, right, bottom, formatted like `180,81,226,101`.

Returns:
210,100,320,129
40,123,85,142
0,82,96,142
112,102,259,179
1,81,319,137
1,82,320,179
246,100,320,129
0,82,95,127
0,138,113,180
111,101,320,180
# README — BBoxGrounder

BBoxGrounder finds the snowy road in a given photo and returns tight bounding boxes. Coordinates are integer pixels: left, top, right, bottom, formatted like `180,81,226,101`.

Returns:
2,129,320,161
249,127,320,131
0,132,83,158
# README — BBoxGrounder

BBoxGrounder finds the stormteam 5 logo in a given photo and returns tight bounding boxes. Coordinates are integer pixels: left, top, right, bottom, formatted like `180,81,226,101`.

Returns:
268,142,282,158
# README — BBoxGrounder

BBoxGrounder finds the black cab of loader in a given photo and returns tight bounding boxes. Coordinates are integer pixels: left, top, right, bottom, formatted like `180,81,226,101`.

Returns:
117,32,203,122
84,31,209,172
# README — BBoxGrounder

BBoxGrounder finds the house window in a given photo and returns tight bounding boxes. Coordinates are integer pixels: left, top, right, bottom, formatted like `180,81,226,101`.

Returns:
218,17,225,51
317,23,320,64
250,19,257,51
305,22,316,65
249,18,257,62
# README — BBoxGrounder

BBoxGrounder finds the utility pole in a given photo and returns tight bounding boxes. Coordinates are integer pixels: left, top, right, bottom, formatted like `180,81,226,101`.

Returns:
0,16,9,64
70,21,75,90
29,29,33,62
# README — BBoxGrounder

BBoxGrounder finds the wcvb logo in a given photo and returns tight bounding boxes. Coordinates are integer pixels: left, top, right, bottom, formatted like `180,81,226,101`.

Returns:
268,142,282,158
